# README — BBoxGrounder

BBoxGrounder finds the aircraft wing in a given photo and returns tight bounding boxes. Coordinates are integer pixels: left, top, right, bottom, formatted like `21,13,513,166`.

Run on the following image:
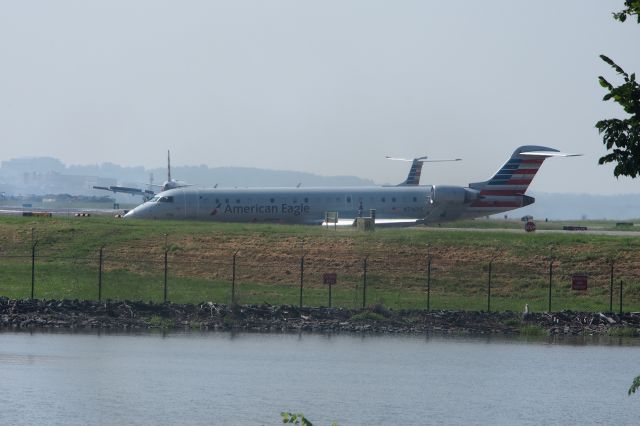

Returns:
93,185,155,197
326,218,424,227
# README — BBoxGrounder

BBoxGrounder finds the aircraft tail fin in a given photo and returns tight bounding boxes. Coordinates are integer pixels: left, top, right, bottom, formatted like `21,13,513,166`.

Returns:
398,157,427,186
469,146,579,195
386,156,461,186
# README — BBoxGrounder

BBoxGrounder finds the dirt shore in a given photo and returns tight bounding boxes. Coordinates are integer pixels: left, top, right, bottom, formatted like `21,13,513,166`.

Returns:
1,297,638,336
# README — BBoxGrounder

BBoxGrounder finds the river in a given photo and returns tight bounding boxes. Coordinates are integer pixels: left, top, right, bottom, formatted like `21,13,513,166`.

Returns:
0,331,639,425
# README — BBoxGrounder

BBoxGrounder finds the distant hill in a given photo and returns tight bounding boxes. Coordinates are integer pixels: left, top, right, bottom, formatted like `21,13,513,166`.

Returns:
0,156,375,197
151,165,375,188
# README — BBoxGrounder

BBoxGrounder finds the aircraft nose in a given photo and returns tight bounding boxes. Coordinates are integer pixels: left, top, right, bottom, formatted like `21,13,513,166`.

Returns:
124,207,144,219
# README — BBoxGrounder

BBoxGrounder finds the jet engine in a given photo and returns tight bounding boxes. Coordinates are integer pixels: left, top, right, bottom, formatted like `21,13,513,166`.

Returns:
430,185,481,204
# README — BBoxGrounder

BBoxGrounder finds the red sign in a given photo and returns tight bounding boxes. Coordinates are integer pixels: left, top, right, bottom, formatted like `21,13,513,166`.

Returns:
323,273,337,285
525,221,536,233
572,274,588,290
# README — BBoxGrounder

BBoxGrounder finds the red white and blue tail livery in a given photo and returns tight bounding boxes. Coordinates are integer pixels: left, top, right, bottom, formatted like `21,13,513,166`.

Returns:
425,146,579,223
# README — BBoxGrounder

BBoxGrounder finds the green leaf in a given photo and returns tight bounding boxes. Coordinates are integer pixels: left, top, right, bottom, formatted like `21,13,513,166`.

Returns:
600,55,628,77
600,54,614,66
598,76,613,90
629,375,640,396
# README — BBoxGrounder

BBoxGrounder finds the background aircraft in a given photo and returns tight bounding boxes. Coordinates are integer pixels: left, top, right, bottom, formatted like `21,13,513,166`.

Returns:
93,150,189,200
124,146,579,225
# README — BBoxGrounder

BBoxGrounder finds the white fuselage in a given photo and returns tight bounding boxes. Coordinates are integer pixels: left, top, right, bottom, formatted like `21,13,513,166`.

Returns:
123,184,525,224
125,186,431,224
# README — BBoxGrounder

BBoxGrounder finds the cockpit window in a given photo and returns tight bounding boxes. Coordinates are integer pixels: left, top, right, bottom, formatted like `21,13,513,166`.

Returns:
158,196,174,203
150,196,160,202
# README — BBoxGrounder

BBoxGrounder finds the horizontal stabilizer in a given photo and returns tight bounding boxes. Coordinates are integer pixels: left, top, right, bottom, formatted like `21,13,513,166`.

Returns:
389,155,462,186
519,151,582,157
470,145,580,192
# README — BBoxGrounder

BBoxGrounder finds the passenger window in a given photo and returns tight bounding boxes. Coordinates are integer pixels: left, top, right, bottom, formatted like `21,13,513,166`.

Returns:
392,197,396,203
413,197,417,202
381,197,386,203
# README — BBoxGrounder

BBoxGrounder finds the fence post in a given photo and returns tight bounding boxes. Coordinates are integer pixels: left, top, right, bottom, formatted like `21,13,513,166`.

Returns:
31,240,38,300
163,249,168,303
548,260,553,312
328,281,332,308
487,259,493,313
619,280,623,315
232,250,238,304
98,246,103,301
299,256,304,308
362,256,368,309
609,261,614,313
426,255,432,312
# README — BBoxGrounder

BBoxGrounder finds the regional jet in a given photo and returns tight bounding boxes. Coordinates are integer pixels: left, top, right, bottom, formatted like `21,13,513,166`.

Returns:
123,146,579,225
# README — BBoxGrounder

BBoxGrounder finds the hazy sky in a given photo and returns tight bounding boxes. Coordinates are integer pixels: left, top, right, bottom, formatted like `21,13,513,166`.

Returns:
1,1,639,194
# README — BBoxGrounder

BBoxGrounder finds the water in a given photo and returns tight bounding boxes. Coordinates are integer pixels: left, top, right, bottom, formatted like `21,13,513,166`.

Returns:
0,331,639,425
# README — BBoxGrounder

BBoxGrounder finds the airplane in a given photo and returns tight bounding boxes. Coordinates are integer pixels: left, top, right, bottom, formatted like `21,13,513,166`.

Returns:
93,150,189,200
123,146,580,225
385,155,462,186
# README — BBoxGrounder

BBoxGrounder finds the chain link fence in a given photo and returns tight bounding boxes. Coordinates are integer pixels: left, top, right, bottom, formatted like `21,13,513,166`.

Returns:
1,237,639,313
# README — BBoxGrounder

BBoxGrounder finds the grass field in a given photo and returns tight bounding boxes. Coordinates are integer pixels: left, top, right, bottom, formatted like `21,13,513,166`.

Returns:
0,215,639,312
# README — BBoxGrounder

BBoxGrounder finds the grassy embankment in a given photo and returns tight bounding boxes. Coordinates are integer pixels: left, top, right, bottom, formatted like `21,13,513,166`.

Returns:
0,215,639,311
